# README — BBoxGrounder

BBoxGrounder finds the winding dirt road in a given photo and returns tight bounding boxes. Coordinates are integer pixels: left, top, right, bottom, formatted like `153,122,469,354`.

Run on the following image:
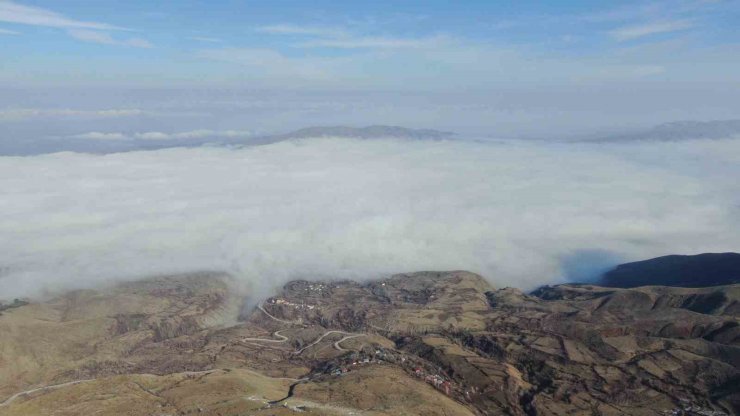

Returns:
333,334,365,351
257,302,365,354
1,300,365,410
0,379,94,407
0,370,217,408
295,330,365,355
241,329,289,343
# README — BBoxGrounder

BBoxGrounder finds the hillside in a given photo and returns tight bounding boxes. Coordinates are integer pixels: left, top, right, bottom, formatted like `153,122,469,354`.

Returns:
1,270,737,415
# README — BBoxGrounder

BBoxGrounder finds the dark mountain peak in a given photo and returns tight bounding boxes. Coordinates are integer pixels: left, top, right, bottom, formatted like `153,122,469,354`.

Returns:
599,252,740,288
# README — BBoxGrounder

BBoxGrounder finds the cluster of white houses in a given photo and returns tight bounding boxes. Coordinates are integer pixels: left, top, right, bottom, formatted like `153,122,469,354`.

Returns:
325,349,389,377
266,297,316,310
665,402,728,416
413,367,452,395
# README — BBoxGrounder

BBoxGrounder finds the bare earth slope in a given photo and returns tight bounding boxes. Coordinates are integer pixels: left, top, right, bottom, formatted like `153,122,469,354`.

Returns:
1,271,737,415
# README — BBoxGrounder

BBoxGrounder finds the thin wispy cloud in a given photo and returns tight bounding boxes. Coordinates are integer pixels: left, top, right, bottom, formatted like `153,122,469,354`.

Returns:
296,35,450,49
125,37,153,48
255,24,347,37
0,2,155,48
609,19,695,41
67,29,153,48
257,22,450,50
0,1,125,30
197,47,294,66
581,2,666,23
196,47,333,81
0,27,19,35
257,21,452,51
189,36,221,43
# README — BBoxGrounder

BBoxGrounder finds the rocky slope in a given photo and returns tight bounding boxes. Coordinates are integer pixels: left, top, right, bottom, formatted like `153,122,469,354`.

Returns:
0,271,737,415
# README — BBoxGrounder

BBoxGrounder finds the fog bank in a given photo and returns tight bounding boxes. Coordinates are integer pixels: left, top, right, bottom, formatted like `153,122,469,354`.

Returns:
1,137,739,299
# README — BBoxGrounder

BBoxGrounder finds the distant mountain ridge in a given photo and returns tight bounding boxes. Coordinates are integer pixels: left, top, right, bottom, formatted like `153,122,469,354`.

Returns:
589,119,740,142
0,125,456,156
246,125,455,146
598,252,740,288
267,125,455,141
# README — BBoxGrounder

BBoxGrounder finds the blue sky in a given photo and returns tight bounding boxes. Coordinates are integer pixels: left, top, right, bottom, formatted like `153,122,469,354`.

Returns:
2,0,739,89
1,0,740,142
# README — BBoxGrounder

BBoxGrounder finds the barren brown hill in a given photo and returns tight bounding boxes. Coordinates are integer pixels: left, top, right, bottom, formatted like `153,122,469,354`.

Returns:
0,271,737,415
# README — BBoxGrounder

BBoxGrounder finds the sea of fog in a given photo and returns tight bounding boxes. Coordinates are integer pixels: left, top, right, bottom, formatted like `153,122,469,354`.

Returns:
1,137,739,299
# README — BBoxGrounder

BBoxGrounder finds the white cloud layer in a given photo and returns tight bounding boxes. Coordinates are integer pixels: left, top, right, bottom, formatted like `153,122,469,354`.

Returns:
71,129,254,140
0,137,739,300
